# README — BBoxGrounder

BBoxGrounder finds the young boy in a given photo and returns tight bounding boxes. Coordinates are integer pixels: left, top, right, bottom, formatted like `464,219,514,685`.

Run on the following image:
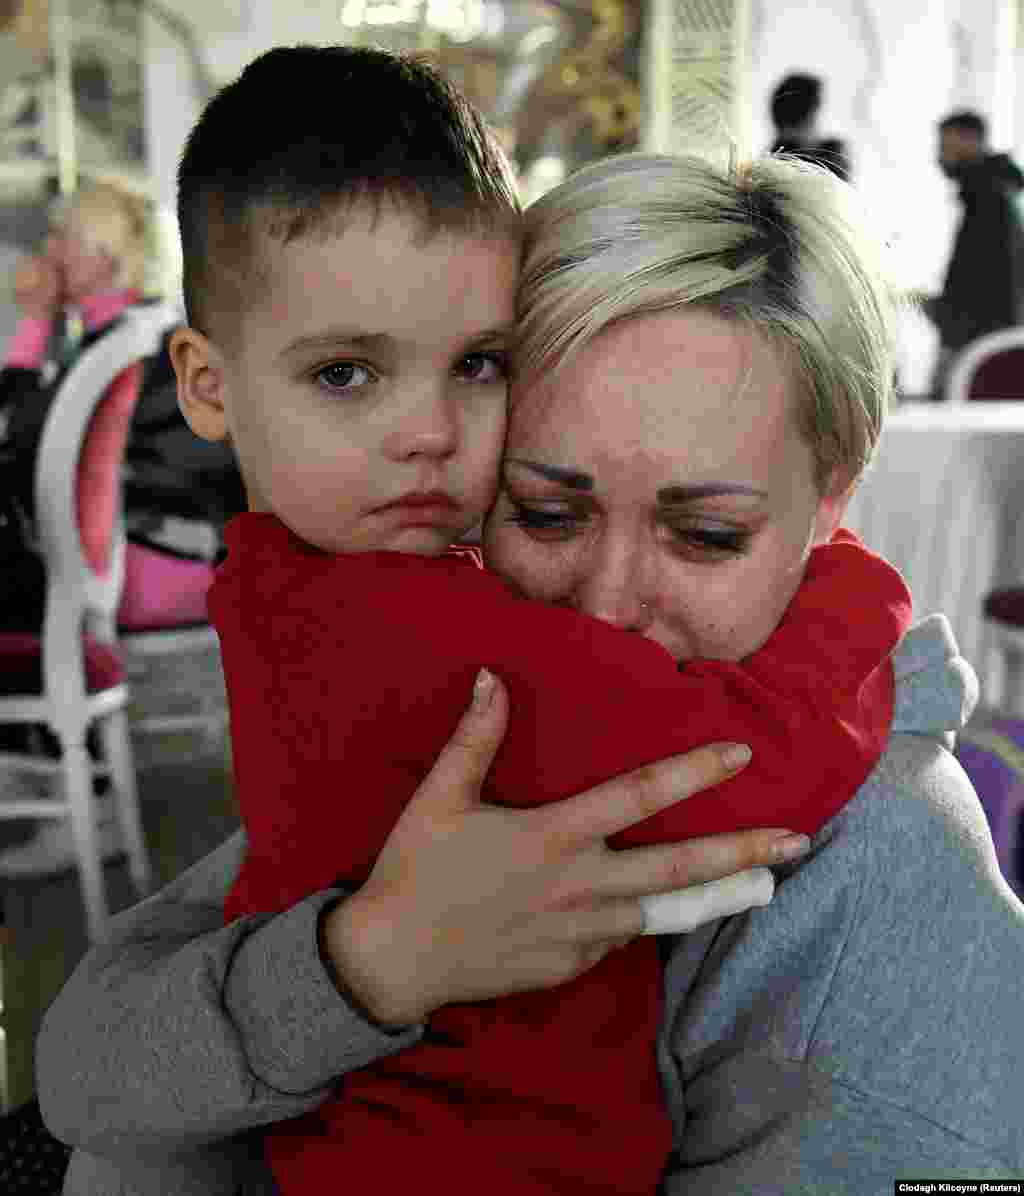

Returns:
171,45,910,1196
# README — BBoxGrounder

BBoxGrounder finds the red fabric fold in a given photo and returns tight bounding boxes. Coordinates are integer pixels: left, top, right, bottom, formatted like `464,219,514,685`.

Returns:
211,515,911,1195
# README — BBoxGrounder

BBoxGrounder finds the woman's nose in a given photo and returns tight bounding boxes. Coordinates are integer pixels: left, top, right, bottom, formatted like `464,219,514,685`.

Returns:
571,544,654,632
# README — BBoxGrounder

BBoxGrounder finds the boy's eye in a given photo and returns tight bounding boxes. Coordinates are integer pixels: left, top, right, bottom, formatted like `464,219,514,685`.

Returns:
316,361,373,393
458,351,508,383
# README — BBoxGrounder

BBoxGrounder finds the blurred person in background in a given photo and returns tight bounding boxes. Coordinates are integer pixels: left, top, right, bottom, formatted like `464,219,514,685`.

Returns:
0,178,243,619
0,178,242,874
919,110,1024,398
768,72,850,181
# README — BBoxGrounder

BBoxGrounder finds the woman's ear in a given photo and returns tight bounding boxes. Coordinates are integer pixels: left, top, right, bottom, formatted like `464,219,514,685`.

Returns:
171,326,230,442
812,468,856,546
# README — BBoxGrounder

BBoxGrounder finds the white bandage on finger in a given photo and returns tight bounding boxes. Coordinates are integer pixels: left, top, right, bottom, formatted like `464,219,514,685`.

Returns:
639,867,775,935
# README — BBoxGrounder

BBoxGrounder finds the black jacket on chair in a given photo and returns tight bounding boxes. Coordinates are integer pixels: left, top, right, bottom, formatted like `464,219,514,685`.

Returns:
0,304,244,630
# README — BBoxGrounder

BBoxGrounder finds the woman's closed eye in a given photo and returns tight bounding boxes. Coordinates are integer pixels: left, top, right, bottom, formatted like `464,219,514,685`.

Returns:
506,502,752,556
505,503,580,537
666,523,751,556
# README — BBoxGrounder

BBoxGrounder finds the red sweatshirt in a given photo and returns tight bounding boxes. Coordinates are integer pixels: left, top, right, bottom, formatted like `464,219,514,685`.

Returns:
211,514,911,1195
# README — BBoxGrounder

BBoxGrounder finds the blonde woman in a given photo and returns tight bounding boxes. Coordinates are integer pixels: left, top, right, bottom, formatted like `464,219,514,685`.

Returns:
0,180,240,874
2,180,149,516
41,151,1024,1193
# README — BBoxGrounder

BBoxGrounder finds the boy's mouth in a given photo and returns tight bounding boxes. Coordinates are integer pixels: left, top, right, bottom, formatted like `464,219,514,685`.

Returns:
373,491,461,527
375,490,459,513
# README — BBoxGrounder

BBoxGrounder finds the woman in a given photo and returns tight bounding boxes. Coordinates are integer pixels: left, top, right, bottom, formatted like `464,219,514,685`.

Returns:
38,152,1024,1192
0,177,240,875
0,179,242,876
0,179,242,636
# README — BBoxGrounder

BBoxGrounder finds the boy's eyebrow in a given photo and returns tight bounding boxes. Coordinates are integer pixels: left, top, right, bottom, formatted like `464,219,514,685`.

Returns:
280,329,397,358
466,326,515,345
280,325,515,359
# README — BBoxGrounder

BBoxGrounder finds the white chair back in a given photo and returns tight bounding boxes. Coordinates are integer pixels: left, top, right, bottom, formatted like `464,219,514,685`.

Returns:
0,301,182,938
33,302,182,701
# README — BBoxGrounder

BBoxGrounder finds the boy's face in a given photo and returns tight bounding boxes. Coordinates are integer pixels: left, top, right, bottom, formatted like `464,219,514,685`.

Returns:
173,201,517,555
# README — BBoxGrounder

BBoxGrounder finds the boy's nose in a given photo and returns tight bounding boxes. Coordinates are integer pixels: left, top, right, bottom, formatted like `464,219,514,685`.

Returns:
386,389,459,460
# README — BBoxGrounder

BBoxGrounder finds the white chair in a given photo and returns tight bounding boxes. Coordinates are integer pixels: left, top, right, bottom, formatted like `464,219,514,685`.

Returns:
0,303,179,940
116,528,226,757
119,621,227,759
946,329,1024,708
946,327,1024,403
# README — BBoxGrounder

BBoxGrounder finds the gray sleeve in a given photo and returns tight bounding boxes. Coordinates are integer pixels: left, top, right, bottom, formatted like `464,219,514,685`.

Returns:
659,734,1024,1193
37,829,423,1158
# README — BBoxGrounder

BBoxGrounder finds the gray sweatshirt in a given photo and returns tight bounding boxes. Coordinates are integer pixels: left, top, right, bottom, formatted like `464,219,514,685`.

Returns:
37,614,1024,1194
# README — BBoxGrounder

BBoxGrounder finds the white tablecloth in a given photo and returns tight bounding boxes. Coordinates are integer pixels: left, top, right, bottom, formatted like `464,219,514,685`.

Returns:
844,402,1024,707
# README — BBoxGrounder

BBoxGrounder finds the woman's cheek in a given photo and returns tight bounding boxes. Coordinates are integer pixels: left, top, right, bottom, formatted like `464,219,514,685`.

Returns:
485,528,571,603
660,561,765,661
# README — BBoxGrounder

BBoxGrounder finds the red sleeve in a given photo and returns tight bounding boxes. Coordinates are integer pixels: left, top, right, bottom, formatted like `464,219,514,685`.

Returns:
217,519,910,917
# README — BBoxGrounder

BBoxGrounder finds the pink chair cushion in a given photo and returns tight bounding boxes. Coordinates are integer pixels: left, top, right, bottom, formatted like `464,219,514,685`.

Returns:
0,632,124,695
117,542,214,632
969,349,1024,400
77,364,143,577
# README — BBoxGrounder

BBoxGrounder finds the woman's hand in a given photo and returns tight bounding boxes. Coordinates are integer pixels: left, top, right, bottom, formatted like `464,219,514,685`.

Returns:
13,253,63,321
323,669,809,1027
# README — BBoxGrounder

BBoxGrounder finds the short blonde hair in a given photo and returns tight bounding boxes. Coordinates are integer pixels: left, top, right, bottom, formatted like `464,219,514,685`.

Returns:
516,152,903,490
52,181,150,292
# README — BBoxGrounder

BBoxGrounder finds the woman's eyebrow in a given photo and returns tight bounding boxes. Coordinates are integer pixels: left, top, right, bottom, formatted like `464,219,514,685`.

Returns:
506,458,594,491
657,483,769,503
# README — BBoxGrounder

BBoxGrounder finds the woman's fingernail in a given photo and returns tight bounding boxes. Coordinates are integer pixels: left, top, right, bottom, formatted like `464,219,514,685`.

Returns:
773,833,811,863
720,743,752,771
472,667,495,712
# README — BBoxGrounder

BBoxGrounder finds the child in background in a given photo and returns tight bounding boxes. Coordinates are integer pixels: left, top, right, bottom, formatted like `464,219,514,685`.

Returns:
171,45,910,1196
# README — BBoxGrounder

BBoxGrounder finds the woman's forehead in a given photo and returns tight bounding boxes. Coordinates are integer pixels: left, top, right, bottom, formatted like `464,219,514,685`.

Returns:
508,309,800,461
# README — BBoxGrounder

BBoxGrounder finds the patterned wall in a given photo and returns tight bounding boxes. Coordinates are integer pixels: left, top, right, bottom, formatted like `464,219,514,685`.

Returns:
644,0,746,156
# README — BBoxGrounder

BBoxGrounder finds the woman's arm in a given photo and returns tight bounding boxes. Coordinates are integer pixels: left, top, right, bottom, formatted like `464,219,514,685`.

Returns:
38,673,788,1158
223,530,904,924
37,829,423,1156
659,733,1024,1191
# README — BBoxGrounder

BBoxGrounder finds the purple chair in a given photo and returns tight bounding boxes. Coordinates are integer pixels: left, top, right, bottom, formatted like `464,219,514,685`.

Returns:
955,717,1024,899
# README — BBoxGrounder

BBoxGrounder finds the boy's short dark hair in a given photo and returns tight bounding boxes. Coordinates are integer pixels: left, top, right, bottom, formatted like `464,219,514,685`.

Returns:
939,109,988,141
178,44,521,342
770,73,823,131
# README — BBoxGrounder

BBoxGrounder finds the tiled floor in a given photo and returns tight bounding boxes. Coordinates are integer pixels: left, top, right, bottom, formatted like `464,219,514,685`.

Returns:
0,643,237,1112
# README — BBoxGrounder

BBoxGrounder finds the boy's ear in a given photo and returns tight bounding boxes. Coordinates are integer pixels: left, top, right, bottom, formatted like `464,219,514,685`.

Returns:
812,467,856,546
170,326,230,442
